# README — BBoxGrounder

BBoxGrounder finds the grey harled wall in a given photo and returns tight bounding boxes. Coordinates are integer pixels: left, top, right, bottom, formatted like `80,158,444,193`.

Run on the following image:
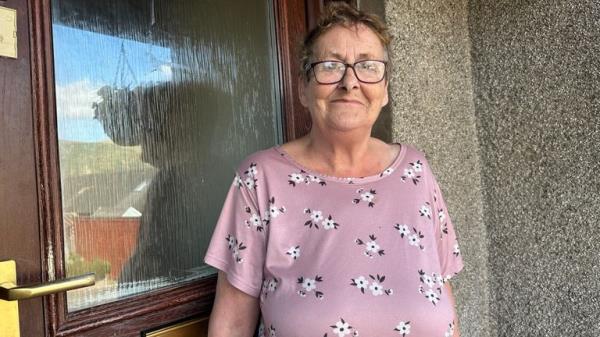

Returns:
469,1,600,336
381,0,600,336
382,1,491,337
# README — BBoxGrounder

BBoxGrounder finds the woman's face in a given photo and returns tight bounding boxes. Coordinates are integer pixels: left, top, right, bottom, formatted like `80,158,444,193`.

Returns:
300,24,389,134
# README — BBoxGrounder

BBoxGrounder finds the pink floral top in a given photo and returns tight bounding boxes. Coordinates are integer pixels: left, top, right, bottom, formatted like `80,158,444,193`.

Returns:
204,144,464,337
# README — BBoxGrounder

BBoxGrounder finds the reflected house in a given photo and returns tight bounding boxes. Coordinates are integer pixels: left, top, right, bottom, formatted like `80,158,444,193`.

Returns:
62,167,156,280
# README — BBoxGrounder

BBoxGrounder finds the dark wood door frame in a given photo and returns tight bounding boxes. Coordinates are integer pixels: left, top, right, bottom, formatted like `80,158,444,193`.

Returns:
24,0,317,336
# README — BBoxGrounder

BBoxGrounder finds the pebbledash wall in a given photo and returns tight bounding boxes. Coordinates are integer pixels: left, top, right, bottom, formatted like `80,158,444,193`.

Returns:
362,0,600,336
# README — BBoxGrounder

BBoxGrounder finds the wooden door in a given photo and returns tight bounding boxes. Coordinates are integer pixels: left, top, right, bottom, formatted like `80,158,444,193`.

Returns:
0,0,323,336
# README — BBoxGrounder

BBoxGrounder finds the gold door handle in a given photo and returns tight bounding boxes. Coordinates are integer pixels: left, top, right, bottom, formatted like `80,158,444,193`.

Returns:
0,261,95,301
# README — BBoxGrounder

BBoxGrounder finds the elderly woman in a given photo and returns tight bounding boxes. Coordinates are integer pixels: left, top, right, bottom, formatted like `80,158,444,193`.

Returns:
204,3,463,337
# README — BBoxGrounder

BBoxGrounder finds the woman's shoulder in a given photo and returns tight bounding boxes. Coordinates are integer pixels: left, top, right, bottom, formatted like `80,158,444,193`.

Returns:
233,146,289,175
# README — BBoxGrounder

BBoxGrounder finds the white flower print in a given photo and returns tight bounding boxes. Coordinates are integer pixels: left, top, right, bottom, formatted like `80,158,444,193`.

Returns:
366,240,380,252
453,243,461,257
351,274,392,296
350,276,369,293
288,172,305,186
418,270,443,306
444,322,455,337
408,234,420,247
310,210,323,222
244,176,257,189
369,282,384,296
380,167,394,177
261,278,279,299
286,245,301,260
303,209,338,229
422,274,435,288
419,203,432,219
331,318,352,337
302,278,316,292
288,170,327,187
401,161,423,184
225,234,246,263
297,275,324,299
244,207,265,232
438,209,446,223
322,215,340,230
268,325,276,337
411,160,423,172
268,279,278,292
353,188,377,207
394,224,410,237
394,321,411,336
424,288,440,305
355,234,385,257
233,174,243,188
440,223,449,237
245,163,258,176
309,175,327,186
397,227,425,250
264,197,285,225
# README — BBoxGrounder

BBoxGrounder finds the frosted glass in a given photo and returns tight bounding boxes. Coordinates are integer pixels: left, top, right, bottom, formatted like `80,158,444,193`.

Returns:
52,0,281,311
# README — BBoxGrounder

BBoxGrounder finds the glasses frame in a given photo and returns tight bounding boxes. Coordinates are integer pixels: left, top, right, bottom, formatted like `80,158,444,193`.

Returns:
307,60,388,85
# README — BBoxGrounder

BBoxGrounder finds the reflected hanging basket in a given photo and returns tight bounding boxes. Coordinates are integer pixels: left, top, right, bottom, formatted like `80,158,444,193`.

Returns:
93,86,142,146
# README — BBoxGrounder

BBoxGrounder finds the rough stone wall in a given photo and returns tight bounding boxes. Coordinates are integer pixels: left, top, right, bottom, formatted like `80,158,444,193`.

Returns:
382,1,491,336
469,1,600,336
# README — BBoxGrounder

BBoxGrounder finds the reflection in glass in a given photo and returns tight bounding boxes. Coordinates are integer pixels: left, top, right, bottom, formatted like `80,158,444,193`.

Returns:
53,0,281,311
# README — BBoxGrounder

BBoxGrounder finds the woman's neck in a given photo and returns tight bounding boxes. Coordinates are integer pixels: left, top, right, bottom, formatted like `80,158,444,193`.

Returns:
299,127,388,177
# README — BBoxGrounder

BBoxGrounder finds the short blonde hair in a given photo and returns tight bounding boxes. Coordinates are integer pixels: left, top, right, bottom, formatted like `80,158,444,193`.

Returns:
300,2,392,80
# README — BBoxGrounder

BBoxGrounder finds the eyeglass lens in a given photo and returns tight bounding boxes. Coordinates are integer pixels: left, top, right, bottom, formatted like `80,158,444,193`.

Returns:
313,61,385,84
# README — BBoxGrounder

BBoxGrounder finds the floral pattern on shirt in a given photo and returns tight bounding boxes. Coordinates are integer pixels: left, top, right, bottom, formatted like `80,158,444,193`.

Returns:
419,202,432,219
324,318,359,337
297,275,324,299
444,322,455,337
380,167,395,177
418,270,445,306
355,234,385,258
261,277,279,299
225,234,246,263
244,207,265,232
351,274,393,296
288,170,327,187
303,209,339,230
400,160,423,185
264,197,286,225
286,245,301,260
394,321,411,336
243,163,258,189
352,188,376,207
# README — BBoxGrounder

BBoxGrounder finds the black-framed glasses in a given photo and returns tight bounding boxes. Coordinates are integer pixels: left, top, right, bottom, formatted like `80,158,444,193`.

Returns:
307,60,387,84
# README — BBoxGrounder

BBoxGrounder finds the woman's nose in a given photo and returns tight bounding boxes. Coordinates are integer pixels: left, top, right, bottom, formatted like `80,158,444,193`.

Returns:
339,66,360,90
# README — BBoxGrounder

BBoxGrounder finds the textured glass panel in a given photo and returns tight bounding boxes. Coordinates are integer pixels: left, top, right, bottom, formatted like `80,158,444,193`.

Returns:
52,0,281,311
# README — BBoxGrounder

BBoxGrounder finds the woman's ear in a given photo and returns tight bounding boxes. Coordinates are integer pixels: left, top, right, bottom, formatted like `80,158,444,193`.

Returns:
298,77,308,108
382,81,389,107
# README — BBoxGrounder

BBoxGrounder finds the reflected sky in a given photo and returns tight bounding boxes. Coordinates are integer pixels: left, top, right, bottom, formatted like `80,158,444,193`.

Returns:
53,24,172,142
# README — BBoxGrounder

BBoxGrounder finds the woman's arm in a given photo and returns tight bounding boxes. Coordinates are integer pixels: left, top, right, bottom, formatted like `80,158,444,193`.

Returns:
207,271,260,337
445,282,461,337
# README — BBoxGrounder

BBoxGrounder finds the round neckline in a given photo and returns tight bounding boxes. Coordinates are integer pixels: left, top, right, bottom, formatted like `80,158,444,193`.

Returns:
273,143,406,185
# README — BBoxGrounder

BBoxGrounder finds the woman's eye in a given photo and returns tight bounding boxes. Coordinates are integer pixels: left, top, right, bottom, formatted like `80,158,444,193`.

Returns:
357,62,376,71
321,62,343,71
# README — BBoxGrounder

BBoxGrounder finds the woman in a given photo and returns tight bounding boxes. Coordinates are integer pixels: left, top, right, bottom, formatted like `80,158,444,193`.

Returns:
205,3,463,337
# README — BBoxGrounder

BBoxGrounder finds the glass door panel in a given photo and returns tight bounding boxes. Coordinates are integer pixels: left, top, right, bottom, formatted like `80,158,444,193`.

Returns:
51,0,281,311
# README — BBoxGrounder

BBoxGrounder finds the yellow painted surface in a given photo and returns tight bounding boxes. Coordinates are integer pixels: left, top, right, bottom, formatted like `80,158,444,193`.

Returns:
145,318,208,337
0,6,17,59
0,260,20,337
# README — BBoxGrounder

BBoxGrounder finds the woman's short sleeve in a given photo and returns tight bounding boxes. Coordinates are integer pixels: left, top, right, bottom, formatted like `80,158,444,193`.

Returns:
429,171,464,280
204,172,266,297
